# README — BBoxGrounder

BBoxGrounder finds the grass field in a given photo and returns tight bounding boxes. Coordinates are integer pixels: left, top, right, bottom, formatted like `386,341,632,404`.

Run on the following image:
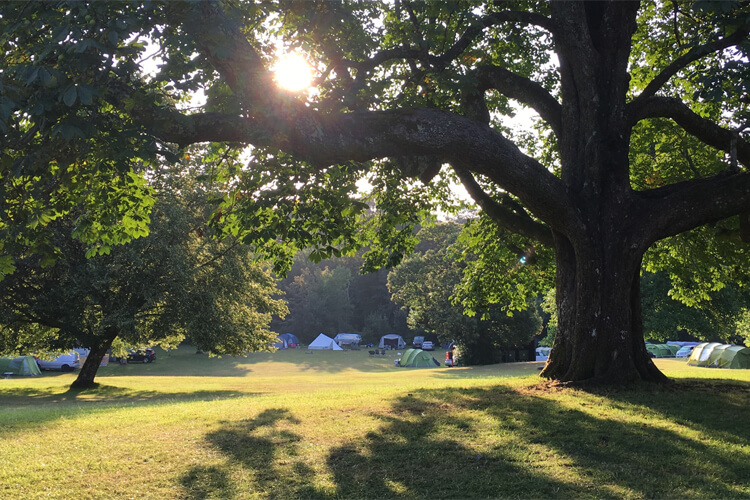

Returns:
1,346,750,499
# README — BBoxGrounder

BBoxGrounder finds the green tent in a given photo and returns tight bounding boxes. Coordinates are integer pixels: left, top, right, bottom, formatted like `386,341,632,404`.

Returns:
646,343,673,358
687,343,750,369
0,356,42,376
398,349,439,368
665,344,680,356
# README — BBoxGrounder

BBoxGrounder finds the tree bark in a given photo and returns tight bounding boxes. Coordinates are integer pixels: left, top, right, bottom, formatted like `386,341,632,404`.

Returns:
70,334,116,389
540,221,668,384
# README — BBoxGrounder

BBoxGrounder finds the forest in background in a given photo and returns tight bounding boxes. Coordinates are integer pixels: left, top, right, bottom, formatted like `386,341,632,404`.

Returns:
272,219,750,357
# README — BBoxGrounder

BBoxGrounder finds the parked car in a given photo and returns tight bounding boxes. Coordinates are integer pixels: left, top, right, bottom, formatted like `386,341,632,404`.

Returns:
36,351,80,372
413,336,424,348
127,348,156,363
421,340,434,351
536,346,552,361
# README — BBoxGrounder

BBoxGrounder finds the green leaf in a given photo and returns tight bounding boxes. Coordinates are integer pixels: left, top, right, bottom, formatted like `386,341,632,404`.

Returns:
62,86,77,107
77,85,93,106
24,67,39,86
38,68,51,87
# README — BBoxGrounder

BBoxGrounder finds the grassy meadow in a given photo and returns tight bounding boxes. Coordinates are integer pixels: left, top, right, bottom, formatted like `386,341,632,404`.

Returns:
1,346,750,499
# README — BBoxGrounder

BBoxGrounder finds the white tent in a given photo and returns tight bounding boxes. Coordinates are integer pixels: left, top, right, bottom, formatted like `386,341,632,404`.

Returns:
308,333,343,350
379,334,407,349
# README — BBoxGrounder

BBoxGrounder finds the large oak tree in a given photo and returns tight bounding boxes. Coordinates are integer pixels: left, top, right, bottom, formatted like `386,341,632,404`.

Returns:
2,1,749,383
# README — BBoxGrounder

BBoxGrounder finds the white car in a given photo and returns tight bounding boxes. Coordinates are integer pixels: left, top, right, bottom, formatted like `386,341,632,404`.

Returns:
36,352,80,372
421,341,434,351
536,347,552,361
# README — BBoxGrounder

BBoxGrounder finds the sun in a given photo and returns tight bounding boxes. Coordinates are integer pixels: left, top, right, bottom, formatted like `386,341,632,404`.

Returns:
273,52,314,92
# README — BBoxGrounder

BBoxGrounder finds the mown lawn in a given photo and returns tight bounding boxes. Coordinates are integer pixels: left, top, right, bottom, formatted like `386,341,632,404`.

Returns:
1,347,749,499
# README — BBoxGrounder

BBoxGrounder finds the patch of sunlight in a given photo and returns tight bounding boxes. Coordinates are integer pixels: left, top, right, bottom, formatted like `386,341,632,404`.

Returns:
385,479,412,496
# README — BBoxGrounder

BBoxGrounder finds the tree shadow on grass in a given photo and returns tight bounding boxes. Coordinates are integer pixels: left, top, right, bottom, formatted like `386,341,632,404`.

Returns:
180,408,315,500
0,385,255,407
176,382,750,499
323,388,576,499
324,384,750,499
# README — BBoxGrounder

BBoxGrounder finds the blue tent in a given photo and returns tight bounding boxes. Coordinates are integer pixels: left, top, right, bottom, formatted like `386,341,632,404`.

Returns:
273,336,288,349
278,333,300,348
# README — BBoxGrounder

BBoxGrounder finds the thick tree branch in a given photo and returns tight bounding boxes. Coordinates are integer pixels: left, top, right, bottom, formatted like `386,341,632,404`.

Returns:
632,25,749,106
630,96,750,168
166,4,577,232
638,170,750,243
474,65,562,137
145,105,575,232
454,167,554,246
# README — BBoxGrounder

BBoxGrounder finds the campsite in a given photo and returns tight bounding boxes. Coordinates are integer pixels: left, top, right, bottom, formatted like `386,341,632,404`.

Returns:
2,345,750,499
3,1,750,497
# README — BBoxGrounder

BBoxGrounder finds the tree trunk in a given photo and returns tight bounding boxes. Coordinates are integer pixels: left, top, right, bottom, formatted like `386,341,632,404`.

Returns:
70,335,116,389
541,230,668,384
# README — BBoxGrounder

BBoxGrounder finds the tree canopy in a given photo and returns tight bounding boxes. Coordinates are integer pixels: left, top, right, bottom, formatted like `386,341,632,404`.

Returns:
388,223,542,364
2,1,749,384
0,163,287,387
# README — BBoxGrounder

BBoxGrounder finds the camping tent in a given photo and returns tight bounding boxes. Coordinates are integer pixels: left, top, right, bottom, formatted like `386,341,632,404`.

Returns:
273,336,288,349
665,344,680,356
379,334,407,349
308,333,343,350
687,342,722,366
0,356,42,376
666,341,701,348
278,333,300,348
645,343,673,358
334,333,362,347
687,343,750,369
398,349,440,368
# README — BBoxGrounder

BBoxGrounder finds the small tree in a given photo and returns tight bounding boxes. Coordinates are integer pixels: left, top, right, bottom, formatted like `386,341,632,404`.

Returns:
388,224,541,364
0,169,287,388
641,271,749,344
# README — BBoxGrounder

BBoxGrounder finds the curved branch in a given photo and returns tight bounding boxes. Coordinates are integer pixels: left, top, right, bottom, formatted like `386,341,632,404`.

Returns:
171,1,575,232
436,10,555,66
180,1,293,119
630,96,750,168
475,65,562,137
638,170,750,243
141,102,574,233
632,25,749,106
454,167,554,246
164,2,575,229
344,10,554,74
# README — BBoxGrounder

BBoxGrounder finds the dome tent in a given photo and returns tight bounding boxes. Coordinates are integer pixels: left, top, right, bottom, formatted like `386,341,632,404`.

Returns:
398,349,440,368
278,333,299,348
0,356,42,376
645,343,673,358
273,336,288,349
379,334,406,350
688,343,750,369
